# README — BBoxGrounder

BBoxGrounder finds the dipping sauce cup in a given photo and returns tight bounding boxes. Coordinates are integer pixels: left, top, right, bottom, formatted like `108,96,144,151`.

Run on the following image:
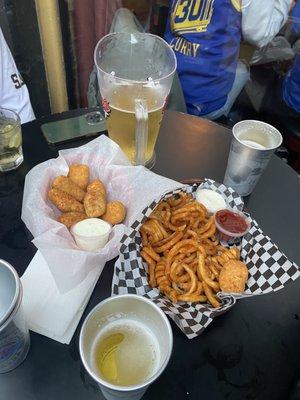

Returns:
71,218,112,252
195,188,227,214
214,209,250,242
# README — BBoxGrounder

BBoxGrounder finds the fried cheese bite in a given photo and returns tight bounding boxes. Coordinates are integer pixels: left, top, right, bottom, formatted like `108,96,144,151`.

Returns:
48,188,84,213
219,260,248,293
52,176,85,202
68,164,89,190
87,179,106,198
83,193,106,218
101,201,126,225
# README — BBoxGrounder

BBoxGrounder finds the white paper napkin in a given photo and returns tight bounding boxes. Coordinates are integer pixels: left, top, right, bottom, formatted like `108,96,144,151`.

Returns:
21,251,102,344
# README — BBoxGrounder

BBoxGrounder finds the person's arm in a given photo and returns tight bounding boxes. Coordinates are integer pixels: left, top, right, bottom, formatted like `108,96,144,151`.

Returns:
0,28,35,123
242,0,293,48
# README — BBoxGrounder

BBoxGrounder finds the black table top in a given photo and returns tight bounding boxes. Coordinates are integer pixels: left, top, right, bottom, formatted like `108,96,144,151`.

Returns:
0,109,299,400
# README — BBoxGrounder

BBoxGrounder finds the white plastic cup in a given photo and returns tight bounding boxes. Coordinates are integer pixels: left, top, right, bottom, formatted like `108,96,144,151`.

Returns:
79,294,173,400
71,218,112,252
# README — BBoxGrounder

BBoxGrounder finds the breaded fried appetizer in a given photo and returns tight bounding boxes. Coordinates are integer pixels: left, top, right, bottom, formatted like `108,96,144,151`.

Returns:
84,193,106,218
101,201,126,225
52,176,85,202
68,164,89,190
87,179,106,198
48,188,85,213
58,212,87,228
219,260,248,293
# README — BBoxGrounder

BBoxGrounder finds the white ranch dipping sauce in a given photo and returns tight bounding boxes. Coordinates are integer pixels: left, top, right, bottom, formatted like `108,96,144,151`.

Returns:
195,188,226,214
71,218,111,251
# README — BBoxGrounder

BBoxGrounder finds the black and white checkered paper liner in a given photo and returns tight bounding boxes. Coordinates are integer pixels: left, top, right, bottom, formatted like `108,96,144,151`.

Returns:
112,179,299,339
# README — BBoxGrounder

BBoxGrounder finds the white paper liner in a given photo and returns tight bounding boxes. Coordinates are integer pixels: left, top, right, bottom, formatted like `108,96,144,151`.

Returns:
22,135,183,293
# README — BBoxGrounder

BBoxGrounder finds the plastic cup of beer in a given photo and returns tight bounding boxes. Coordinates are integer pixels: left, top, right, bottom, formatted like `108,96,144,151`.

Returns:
0,108,23,172
223,120,283,196
79,294,173,400
94,32,177,169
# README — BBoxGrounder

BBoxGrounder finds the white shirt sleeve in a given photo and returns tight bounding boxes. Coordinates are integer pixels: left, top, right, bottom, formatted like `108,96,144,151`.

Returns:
241,0,293,48
0,28,35,124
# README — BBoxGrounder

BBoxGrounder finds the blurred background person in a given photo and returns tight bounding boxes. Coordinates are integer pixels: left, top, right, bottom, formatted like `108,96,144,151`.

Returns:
164,0,293,120
259,0,300,118
282,0,300,115
0,27,35,123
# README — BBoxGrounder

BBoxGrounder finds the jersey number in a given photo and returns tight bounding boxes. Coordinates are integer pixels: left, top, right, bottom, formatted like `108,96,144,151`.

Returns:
11,73,24,89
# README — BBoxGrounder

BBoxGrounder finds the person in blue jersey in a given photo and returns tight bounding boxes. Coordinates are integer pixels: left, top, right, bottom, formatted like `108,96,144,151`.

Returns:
282,1,300,114
164,0,293,119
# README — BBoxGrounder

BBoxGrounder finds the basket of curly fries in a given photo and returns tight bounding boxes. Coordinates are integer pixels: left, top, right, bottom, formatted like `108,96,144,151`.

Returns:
112,179,299,339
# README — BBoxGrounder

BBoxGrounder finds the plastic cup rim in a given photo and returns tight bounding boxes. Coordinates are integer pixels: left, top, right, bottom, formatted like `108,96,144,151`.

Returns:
94,32,177,85
232,119,283,151
0,259,22,329
0,107,21,134
71,218,112,240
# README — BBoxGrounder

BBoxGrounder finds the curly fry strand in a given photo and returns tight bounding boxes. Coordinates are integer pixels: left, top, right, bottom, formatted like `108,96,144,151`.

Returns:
141,250,157,287
197,253,219,292
203,282,220,308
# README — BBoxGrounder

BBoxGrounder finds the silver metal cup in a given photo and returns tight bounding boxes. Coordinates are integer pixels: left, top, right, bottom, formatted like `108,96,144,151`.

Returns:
79,294,173,400
0,259,30,373
223,120,283,196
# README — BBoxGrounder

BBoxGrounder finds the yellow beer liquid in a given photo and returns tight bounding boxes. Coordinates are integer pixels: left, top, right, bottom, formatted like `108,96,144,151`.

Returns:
0,118,22,169
92,320,159,386
106,85,164,165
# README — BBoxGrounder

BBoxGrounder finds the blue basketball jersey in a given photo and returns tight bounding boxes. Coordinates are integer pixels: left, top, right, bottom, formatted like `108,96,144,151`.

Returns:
291,1,300,35
164,0,242,116
283,55,300,113
282,2,300,113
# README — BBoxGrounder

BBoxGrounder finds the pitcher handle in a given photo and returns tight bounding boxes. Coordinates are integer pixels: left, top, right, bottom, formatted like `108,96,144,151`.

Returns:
135,99,148,166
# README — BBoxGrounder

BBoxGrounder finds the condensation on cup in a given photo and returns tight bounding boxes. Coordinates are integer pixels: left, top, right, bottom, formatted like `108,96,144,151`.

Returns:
223,120,283,197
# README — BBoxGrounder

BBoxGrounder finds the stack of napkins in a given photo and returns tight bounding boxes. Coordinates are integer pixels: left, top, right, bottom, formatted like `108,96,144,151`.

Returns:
21,251,102,344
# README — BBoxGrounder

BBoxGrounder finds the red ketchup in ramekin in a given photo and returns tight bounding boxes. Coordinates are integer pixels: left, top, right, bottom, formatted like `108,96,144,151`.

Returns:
214,209,250,242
